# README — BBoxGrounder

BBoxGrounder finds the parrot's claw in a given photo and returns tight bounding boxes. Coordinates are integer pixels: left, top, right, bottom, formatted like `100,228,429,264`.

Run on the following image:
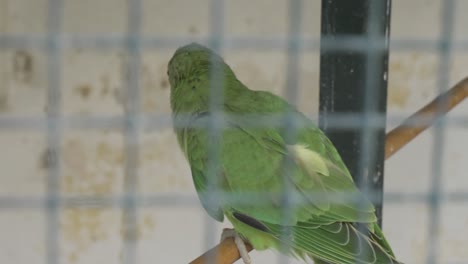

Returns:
221,228,252,264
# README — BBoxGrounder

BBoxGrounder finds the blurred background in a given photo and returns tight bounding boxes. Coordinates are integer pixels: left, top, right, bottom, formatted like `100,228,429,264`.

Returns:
0,0,467,263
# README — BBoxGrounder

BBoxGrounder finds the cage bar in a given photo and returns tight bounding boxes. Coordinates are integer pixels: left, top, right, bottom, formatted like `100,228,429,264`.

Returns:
427,1,456,263
45,1,64,264
319,0,391,225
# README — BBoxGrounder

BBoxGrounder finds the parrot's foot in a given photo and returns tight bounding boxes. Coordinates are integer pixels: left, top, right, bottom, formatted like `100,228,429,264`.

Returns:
221,228,251,264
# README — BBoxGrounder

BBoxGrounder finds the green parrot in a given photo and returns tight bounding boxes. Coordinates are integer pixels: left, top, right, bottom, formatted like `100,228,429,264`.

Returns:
168,43,401,264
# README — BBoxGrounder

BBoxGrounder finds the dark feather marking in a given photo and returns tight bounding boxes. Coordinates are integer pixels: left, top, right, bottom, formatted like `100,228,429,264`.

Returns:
233,211,270,233
194,111,210,118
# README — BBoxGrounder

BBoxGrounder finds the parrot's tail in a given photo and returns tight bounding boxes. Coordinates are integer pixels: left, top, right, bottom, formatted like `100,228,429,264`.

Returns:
266,221,403,264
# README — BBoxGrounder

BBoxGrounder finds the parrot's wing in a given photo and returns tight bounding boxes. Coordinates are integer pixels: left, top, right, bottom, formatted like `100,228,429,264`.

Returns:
231,125,377,224
225,124,399,263
181,124,225,222
191,167,225,222
277,142,397,263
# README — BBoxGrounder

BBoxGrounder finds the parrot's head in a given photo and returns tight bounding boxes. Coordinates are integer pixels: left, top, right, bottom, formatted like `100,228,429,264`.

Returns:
167,42,241,116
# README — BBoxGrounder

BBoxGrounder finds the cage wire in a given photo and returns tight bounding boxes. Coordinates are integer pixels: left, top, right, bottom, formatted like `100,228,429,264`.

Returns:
426,1,456,264
0,0,467,264
45,0,63,264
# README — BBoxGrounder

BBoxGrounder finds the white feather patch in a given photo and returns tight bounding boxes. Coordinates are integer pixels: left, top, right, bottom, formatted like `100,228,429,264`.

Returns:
287,144,330,176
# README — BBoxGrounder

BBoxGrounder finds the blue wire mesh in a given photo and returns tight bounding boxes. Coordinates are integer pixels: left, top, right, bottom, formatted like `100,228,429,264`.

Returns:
121,0,142,263
0,0,466,264
427,1,456,263
45,0,63,263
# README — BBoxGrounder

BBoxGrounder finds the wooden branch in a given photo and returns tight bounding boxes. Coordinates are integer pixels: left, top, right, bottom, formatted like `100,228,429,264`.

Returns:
189,77,468,264
385,77,468,159
190,238,253,264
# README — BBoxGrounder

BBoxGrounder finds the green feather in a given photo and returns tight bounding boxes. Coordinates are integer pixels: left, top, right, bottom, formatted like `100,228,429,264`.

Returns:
169,43,402,264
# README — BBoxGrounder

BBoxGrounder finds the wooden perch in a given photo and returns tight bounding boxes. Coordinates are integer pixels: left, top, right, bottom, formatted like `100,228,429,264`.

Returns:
385,77,468,159
190,77,468,264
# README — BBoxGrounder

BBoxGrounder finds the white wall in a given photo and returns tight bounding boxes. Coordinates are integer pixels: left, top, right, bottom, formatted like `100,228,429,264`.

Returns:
0,0,467,263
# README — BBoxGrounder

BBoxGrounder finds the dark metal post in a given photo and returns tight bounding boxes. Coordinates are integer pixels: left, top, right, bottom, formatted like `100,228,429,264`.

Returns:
319,0,391,226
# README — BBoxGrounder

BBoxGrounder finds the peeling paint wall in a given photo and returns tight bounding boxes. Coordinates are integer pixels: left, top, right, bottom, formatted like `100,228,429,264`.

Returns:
0,0,467,264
